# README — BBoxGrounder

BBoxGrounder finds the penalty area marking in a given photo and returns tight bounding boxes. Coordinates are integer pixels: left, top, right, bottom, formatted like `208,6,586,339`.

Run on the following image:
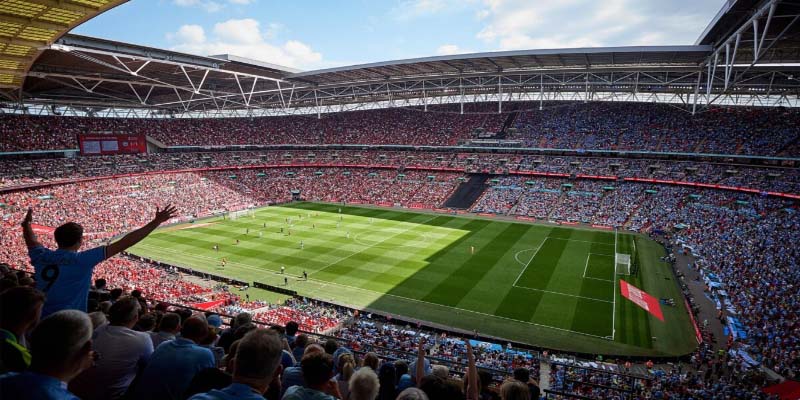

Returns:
582,253,615,283
511,240,614,304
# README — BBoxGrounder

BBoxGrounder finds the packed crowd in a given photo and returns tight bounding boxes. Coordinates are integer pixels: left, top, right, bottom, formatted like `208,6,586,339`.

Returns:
250,298,347,334
3,102,799,156
3,150,798,197
0,104,504,151
335,319,540,379
511,102,800,156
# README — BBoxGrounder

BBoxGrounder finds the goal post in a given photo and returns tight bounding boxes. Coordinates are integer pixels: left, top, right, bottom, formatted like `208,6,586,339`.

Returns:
228,208,253,220
615,253,631,275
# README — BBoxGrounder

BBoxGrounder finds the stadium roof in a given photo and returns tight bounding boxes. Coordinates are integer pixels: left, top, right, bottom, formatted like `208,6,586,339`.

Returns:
289,46,712,85
0,0,126,88
2,0,800,116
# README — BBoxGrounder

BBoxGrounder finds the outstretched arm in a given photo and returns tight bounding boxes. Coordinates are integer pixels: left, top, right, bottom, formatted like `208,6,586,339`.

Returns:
416,335,426,387
106,205,178,259
465,340,478,400
21,208,42,249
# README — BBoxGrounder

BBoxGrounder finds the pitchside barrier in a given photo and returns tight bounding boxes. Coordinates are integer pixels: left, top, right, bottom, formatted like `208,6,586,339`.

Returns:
253,281,298,296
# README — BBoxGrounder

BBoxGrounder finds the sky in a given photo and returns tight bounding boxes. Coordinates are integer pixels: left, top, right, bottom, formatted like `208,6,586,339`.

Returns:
72,0,725,71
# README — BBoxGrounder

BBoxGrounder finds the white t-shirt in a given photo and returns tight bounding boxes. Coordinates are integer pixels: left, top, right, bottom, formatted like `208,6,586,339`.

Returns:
70,324,154,400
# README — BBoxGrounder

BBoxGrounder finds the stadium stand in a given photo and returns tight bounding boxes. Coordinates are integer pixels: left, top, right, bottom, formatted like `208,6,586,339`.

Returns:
2,103,800,156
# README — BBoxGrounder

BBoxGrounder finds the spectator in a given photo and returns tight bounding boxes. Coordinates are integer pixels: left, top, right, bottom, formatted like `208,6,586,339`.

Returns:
418,375,464,400
70,296,153,400
478,370,500,400
185,339,241,398
336,352,356,399
150,312,181,348
189,329,284,400
281,344,324,397
282,351,340,400
292,333,309,362
0,286,45,373
377,362,396,400
199,326,225,367
362,352,380,371
218,312,251,352
0,310,94,400
349,366,380,400
512,367,539,400
396,387,429,400
285,320,299,346
22,205,177,317
88,311,107,330
132,316,216,399
323,338,338,355
395,360,414,393
499,381,529,400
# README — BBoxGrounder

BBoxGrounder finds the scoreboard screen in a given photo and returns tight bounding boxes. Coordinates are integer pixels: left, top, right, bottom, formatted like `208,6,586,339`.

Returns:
79,134,146,155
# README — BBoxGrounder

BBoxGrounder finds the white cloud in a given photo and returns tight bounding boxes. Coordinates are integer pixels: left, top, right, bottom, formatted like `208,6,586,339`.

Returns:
228,0,253,4
167,19,323,70
213,19,262,44
436,44,475,56
170,24,205,44
474,0,719,50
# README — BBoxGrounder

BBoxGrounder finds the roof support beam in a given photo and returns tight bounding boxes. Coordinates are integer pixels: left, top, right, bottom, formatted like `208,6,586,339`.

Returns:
0,13,67,31
692,70,702,115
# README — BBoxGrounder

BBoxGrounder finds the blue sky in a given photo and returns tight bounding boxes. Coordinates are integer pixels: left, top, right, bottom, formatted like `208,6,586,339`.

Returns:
73,0,724,71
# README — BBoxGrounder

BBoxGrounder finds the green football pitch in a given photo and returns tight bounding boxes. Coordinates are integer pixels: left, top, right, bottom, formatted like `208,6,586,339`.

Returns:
129,202,697,356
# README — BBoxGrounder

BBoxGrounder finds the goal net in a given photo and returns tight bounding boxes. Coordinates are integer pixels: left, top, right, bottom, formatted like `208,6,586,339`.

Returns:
615,253,631,275
228,209,253,220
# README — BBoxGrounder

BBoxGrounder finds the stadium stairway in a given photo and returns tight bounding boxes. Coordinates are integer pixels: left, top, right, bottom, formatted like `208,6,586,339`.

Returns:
496,111,519,138
442,173,491,209
538,361,550,391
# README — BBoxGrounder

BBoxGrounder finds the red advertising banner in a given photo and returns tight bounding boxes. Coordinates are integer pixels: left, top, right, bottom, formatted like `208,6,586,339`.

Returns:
591,224,614,230
619,279,664,321
79,134,146,155
190,299,226,310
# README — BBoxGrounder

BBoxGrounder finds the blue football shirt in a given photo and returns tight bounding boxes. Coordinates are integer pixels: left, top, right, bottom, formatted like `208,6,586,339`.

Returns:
28,245,106,317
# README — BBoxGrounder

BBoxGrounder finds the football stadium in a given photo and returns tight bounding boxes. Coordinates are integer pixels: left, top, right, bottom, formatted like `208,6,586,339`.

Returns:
0,0,798,399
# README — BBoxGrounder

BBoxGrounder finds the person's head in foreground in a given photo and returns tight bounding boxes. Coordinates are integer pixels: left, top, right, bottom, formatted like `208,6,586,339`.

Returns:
0,309,94,400
231,328,284,393
500,380,530,400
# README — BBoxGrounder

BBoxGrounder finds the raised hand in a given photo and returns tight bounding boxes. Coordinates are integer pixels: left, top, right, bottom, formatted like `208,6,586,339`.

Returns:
21,208,33,227
154,205,178,224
